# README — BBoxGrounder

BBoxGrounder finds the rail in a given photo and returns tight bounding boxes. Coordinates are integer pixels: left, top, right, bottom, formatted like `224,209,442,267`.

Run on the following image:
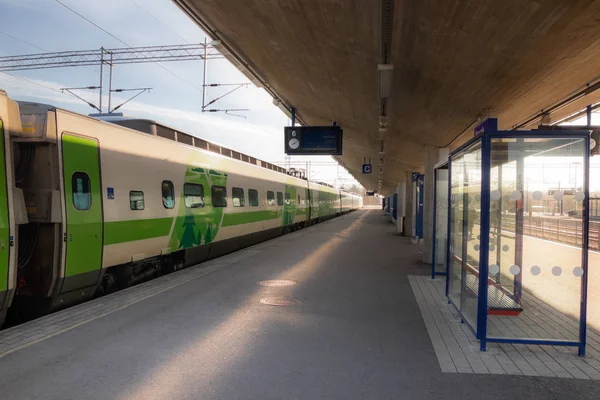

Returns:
494,214,600,251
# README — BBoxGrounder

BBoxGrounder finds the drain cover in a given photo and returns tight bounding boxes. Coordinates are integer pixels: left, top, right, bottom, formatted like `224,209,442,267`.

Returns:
258,279,296,287
260,297,301,306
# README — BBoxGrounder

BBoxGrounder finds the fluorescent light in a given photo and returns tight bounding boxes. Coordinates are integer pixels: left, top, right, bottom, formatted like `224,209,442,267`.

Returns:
378,64,394,99
378,127,387,140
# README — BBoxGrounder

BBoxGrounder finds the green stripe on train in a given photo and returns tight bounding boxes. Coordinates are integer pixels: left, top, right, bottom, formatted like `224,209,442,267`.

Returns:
104,217,173,245
221,210,281,227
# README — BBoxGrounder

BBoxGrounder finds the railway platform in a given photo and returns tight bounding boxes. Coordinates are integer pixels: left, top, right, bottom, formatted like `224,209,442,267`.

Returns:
0,209,599,399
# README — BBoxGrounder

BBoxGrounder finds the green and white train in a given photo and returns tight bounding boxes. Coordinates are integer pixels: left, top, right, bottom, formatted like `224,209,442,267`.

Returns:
0,90,362,326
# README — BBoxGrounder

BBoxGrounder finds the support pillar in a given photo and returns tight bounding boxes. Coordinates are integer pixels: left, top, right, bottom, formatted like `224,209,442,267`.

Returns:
396,175,407,235
404,171,415,237
422,146,439,262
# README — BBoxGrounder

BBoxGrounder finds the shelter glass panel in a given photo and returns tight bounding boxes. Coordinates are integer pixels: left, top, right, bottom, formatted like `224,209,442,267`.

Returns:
448,142,482,329
486,137,586,341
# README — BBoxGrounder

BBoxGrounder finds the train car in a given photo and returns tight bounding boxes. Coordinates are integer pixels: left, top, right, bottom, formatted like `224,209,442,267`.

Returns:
0,90,361,326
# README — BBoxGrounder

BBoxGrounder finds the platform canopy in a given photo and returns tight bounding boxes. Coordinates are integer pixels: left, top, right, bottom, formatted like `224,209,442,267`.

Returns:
173,0,600,195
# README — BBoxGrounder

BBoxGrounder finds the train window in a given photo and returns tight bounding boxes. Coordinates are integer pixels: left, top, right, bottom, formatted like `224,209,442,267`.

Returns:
277,192,284,206
71,172,91,210
285,192,291,205
232,187,245,207
130,191,145,210
162,180,175,209
211,186,227,207
267,191,275,206
249,189,259,206
184,183,205,208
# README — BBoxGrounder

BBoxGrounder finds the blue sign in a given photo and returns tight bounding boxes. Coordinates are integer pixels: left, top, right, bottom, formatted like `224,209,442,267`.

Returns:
474,118,498,136
302,129,338,150
362,163,372,174
284,126,343,155
107,187,114,200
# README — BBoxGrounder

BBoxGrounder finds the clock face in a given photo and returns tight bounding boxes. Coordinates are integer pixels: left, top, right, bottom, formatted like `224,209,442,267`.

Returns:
289,138,300,149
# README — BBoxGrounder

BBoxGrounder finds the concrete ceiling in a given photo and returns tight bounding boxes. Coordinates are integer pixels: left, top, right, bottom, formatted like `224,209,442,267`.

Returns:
174,0,600,195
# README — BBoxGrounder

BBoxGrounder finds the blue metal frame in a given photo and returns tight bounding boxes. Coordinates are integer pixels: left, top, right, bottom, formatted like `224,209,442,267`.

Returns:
580,132,591,356
416,174,425,238
291,106,296,126
477,134,491,349
486,338,580,347
444,127,591,355
445,160,452,299
431,168,438,279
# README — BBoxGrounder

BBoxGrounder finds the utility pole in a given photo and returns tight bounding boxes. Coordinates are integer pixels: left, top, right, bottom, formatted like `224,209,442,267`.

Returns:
99,48,104,113
202,37,208,112
108,51,114,112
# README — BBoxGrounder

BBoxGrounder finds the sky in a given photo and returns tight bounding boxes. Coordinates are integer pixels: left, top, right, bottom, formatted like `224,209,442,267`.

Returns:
0,0,362,191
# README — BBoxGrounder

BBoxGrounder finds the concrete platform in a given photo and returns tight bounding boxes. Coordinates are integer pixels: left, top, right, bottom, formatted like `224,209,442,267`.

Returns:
410,275,600,378
1,210,599,399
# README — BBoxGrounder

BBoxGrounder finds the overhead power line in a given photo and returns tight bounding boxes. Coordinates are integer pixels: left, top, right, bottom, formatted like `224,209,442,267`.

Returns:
0,72,66,95
0,31,46,52
0,44,222,71
54,0,130,48
128,0,190,44
53,0,206,93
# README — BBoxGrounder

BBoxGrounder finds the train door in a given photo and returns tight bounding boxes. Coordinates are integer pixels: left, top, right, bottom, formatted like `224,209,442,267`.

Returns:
61,133,103,291
306,188,311,220
0,119,12,304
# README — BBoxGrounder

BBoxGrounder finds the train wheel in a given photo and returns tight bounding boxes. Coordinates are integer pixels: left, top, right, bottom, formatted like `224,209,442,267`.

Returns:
103,273,118,295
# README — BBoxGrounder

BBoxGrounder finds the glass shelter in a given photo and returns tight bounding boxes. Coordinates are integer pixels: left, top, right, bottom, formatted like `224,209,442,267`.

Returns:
444,123,591,355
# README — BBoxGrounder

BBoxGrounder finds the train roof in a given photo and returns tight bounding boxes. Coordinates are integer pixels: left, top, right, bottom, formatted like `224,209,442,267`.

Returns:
14,100,347,193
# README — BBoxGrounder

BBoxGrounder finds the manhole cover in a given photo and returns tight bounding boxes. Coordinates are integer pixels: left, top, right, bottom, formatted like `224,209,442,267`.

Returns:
258,279,297,287
260,297,301,306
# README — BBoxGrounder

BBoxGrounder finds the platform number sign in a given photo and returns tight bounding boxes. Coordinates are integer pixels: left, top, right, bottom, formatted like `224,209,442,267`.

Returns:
284,126,343,155
289,130,300,149
362,163,372,174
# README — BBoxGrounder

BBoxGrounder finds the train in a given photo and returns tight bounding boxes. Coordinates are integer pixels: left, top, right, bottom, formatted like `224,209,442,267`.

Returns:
0,89,362,326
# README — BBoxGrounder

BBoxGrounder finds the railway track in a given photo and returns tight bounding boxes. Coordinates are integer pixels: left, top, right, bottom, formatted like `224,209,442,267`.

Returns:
498,215,600,251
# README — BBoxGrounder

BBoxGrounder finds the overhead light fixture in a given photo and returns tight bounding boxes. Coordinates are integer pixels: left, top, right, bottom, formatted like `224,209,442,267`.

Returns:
378,127,387,140
378,64,394,99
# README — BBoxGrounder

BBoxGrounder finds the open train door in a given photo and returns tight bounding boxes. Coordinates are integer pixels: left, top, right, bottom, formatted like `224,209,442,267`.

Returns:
60,133,104,293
